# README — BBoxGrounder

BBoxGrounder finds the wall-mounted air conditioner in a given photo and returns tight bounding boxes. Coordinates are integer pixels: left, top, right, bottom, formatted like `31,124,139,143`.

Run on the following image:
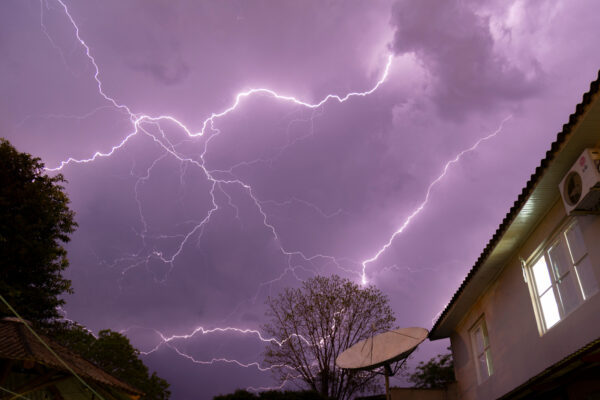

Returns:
559,148,600,215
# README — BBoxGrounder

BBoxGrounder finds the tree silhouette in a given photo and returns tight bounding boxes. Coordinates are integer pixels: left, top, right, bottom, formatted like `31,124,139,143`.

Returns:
0,138,76,323
408,349,455,389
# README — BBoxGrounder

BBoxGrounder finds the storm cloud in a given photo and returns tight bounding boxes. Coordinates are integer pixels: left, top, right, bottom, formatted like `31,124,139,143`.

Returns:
390,0,542,119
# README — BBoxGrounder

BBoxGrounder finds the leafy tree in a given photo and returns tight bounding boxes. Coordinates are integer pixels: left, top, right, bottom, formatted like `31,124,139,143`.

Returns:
0,138,77,323
262,275,395,400
51,322,171,400
408,349,455,389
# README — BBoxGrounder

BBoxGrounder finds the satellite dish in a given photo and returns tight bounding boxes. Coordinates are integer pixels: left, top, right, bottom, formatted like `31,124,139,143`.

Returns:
336,327,428,400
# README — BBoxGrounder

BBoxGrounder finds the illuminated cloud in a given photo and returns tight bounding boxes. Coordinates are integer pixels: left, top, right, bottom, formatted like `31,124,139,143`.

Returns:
390,0,542,119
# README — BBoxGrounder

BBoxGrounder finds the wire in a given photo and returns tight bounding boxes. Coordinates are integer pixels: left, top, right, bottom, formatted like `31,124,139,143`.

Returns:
0,385,33,399
0,294,106,400
389,330,421,340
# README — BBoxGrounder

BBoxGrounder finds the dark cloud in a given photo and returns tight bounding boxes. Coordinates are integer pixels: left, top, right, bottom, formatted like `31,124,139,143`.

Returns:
390,0,542,119
131,58,190,85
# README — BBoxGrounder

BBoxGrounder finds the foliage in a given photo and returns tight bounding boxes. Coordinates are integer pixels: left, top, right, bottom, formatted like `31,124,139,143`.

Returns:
262,275,396,400
0,138,77,323
408,348,455,389
214,389,332,400
51,322,171,400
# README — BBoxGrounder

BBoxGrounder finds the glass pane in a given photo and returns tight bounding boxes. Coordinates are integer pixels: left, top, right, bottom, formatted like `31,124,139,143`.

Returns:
478,354,490,380
565,224,586,264
481,324,489,348
575,256,600,299
540,290,560,329
532,257,552,294
556,272,581,315
473,327,484,354
485,349,494,376
548,241,571,278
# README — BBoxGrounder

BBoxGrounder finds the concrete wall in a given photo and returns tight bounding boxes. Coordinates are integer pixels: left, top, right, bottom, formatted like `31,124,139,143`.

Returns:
450,200,600,400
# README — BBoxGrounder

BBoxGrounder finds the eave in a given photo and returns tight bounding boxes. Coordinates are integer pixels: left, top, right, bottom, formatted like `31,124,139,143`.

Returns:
430,71,600,340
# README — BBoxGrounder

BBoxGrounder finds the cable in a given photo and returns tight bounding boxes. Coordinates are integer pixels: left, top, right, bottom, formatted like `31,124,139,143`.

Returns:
0,294,106,400
0,384,33,399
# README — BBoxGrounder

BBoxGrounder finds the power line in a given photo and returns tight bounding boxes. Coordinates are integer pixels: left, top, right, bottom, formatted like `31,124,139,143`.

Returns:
0,294,106,400
0,385,33,400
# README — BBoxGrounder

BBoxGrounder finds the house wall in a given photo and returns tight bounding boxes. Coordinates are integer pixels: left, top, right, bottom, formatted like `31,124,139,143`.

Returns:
450,200,600,400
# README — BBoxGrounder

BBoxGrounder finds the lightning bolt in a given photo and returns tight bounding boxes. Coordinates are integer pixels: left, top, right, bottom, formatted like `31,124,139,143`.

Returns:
360,115,513,285
45,0,392,172
165,345,288,372
246,375,302,393
136,325,312,353
40,0,391,291
122,325,305,389
46,65,393,170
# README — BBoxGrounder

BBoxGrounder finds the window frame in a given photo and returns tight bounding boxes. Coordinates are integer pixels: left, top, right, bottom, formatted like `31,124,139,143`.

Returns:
524,218,598,334
469,316,493,384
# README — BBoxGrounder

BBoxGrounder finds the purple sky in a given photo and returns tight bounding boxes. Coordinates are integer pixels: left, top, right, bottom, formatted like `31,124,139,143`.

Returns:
2,1,600,398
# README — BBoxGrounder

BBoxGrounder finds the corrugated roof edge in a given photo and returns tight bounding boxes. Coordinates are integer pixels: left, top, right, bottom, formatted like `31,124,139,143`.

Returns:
497,336,600,399
429,70,600,339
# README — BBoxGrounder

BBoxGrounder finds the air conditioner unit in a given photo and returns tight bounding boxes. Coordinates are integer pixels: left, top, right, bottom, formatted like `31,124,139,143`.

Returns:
559,148,600,215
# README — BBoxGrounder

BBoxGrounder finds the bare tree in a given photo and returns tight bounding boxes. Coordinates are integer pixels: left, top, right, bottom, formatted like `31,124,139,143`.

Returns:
262,275,395,400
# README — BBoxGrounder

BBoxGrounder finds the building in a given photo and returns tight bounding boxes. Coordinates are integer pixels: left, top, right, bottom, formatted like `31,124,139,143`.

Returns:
429,72,600,400
0,317,143,400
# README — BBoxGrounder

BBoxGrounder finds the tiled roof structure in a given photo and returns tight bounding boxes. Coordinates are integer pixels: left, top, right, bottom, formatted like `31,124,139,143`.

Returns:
0,317,142,396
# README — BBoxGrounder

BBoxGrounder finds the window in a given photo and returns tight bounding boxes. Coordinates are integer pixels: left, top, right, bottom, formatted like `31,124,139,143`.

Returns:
470,317,493,383
528,220,599,332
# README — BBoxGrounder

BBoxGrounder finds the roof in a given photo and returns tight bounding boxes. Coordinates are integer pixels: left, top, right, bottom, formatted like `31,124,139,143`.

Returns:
430,70,600,339
497,336,600,399
0,318,143,396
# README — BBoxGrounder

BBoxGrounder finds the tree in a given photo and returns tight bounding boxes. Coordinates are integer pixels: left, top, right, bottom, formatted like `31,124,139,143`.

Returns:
408,349,455,389
51,322,171,400
262,275,396,400
0,138,76,323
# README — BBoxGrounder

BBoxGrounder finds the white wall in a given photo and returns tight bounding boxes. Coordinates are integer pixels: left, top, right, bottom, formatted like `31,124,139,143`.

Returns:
450,200,600,399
